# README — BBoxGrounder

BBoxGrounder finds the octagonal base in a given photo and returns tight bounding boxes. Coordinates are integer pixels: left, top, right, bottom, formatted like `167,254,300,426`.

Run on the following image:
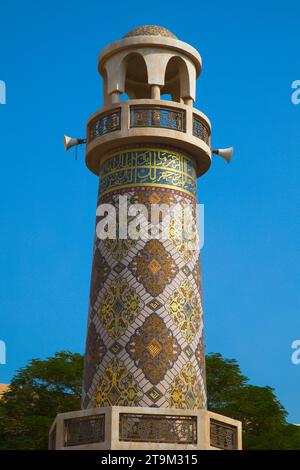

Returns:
49,406,242,451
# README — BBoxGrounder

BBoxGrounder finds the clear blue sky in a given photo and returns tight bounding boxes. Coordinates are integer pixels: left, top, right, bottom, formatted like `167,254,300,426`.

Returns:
0,0,299,421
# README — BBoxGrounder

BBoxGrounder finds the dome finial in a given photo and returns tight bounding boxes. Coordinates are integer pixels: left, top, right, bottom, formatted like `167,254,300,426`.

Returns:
124,25,177,39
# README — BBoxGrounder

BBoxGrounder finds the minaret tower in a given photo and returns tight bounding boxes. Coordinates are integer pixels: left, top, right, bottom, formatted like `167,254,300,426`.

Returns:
83,24,208,412
49,25,242,451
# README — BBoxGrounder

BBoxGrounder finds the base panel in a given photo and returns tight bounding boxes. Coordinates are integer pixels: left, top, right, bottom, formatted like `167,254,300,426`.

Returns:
49,406,242,450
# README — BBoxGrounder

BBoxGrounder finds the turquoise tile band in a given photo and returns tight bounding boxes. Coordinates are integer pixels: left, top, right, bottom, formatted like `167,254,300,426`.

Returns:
99,148,197,197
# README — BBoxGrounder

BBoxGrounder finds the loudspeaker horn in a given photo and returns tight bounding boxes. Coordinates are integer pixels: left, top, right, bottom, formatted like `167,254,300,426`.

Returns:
63,135,86,151
212,146,234,164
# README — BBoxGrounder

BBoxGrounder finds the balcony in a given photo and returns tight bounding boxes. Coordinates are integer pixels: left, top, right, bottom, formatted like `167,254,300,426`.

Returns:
85,100,211,177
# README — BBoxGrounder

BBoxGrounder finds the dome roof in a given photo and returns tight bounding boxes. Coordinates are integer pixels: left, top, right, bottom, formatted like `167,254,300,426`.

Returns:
124,25,177,39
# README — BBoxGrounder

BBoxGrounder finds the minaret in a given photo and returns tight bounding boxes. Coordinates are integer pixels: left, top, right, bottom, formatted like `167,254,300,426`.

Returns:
49,26,242,451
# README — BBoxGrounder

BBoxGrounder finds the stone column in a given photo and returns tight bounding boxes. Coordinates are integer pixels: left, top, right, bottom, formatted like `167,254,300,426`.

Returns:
82,146,206,411
150,85,161,100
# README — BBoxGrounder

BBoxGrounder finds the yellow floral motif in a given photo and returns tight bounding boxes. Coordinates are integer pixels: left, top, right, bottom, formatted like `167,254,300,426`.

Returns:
167,279,200,342
167,363,204,409
95,358,142,407
99,277,142,339
104,238,136,262
169,200,197,262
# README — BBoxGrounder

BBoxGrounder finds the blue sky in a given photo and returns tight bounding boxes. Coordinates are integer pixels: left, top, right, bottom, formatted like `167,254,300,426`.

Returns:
0,0,299,421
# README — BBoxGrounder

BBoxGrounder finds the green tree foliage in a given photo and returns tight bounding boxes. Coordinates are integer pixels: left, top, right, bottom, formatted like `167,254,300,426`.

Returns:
0,351,83,450
206,353,300,449
0,350,299,449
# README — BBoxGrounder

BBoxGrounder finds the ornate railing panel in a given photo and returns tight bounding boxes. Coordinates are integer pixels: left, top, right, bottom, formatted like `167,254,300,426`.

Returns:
193,114,210,144
88,108,121,143
64,415,105,447
119,413,197,444
130,105,186,132
210,419,238,450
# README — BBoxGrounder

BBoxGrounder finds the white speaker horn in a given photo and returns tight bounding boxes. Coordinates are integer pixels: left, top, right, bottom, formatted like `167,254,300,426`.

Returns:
63,135,86,151
212,146,234,164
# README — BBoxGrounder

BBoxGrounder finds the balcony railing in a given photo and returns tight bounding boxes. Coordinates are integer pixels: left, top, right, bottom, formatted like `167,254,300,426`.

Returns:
192,114,210,145
88,108,121,143
130,105,185,132
87,103,210,147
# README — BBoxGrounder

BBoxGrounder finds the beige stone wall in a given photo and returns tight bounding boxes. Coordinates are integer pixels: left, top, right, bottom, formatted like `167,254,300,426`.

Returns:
0,384,9,399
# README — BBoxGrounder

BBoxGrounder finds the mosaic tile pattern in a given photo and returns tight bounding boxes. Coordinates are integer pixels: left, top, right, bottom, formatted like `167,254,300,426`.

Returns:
167,279,200,342
89,248,110,307
94,358,143,407
82,147,206,410
126,313,181,384
166,363,204,409
128,239,179,297
83,322,107,393
98,277,143,340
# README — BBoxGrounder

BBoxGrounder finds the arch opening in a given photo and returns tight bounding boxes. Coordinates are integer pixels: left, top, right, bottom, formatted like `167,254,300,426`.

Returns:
123,53,150,99
161,56,190,103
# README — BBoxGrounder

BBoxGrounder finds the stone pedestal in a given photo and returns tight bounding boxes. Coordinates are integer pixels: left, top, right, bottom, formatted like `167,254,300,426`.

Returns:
49,406,242,451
